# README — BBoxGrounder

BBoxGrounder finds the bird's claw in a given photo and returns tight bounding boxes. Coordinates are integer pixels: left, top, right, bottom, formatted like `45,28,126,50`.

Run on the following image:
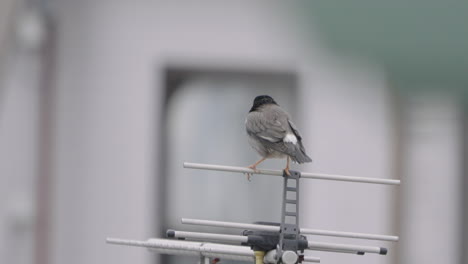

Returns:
283,168,291,176
245,165,258,181
244,172,252,181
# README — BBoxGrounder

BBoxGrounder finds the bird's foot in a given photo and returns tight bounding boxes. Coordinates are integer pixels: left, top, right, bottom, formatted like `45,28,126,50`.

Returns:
244,172,252,181
245,165,258,181
283,167,291,176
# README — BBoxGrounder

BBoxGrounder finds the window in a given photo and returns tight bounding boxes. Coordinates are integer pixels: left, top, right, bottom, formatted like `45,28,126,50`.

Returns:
159,67,297,264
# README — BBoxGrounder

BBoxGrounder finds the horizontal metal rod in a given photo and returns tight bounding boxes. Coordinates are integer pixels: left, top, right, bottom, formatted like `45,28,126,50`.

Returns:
181,218,399,242
304,256,321,263
107,237,252,260
183,162,400,185
307,241,387,255
167,230,248,243
162,232,386,256
300,228,398,242
108,237,384,257
166,229,386,257
182,218,279,231
106,238,158,248
107,238,320,263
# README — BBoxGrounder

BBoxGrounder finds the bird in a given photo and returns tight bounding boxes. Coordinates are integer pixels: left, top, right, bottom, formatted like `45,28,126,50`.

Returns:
245,95,312,180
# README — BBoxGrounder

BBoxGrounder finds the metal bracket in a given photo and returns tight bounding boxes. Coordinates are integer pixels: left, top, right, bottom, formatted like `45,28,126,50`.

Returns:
278,170,301,263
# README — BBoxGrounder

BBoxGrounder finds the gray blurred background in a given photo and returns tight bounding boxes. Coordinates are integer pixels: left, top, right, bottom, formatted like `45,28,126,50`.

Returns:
0,1,467,264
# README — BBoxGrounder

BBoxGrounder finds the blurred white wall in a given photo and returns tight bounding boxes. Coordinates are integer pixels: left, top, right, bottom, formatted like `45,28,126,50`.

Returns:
299,59,396,263
0,26,41,264
0,3,48,263
0,0,18,86
399,93,463,264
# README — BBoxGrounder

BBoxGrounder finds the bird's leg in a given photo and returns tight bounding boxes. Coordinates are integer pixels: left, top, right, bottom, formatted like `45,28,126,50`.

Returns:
246,157,267,181
284,156,291,176
248,157,267,171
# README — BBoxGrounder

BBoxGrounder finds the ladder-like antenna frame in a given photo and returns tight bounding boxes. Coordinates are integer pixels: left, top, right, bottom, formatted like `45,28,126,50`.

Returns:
106,161,400,264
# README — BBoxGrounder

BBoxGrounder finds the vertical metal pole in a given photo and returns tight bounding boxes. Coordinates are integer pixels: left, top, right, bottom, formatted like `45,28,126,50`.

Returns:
199,256,210,264
35,13,55,264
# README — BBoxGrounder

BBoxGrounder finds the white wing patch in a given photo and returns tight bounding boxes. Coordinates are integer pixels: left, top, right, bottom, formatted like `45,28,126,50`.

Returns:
283,133,297,145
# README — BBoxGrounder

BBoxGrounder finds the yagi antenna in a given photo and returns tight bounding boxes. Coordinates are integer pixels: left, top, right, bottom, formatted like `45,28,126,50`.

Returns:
107,162,400,264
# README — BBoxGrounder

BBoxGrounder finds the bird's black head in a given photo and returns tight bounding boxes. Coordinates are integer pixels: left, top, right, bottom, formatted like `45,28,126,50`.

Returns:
249,95,278,112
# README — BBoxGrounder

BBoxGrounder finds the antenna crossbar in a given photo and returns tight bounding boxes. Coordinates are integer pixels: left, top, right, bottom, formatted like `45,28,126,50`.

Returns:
106,238,321,263
181,218,399,242
183,162,400,185
164,230,387,255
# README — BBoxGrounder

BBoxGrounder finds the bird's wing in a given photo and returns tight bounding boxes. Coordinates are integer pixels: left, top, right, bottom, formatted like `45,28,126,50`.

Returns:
287,120,312,163
245,111,286,143
287,120,302,140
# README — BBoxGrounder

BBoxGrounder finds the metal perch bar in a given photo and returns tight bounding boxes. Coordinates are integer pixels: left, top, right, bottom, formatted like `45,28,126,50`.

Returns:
183,162,401,185
181,218,399,242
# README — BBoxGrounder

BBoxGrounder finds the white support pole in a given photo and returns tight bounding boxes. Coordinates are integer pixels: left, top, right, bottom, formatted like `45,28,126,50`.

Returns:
181,218,399,242
183,162,401,185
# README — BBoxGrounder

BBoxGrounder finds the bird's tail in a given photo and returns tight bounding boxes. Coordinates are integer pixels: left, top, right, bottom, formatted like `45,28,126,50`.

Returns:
292,145,312,164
